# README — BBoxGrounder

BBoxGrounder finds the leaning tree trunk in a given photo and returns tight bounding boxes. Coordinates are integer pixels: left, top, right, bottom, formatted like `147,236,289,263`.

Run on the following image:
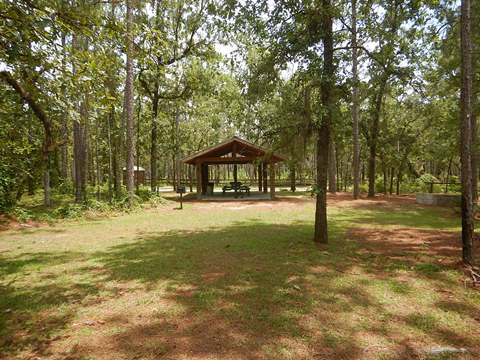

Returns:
0,71,54,207
314,0,333,244
460,0,474,264
124,0,135,206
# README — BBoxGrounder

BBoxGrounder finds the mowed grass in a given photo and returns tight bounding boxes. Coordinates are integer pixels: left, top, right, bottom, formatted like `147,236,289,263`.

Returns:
0,194,479,359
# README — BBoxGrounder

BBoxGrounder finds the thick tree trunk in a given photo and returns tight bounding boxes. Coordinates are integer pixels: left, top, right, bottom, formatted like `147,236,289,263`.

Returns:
43,153,51,206
73,101,88,203
460,0,474,264
315,125,330,244
328,137,337,193
125,0,135,205
351,0,361,200
471,106,478,200
367,80,387,198
314,0,333,244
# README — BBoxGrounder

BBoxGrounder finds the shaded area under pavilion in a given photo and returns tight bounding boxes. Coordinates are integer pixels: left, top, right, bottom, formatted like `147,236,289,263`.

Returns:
182,136,285,200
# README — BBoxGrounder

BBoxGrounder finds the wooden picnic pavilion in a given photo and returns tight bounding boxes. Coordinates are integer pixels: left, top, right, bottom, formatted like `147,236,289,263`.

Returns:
182,136,285,199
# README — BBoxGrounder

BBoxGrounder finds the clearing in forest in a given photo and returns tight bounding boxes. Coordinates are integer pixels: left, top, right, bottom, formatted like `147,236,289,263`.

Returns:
0,193,479,360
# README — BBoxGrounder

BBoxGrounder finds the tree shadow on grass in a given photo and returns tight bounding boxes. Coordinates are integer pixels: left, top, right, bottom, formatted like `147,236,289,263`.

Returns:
0,256,100,358
1,212,476,359
78,221,369,359
74,219,478,359
0,251,80,277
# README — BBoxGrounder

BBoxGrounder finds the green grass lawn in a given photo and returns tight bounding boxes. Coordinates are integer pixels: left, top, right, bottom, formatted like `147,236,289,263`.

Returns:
0,194,479,359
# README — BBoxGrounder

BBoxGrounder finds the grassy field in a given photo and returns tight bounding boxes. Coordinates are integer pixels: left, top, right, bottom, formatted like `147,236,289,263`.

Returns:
0,193,479,359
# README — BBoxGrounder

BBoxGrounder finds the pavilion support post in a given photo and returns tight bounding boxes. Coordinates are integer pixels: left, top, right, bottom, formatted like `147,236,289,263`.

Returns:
188,166,193,192
258,164,263,191
196,162,202,199
202,163,208,195
270,162,276,199
233,164,238,197
262,162,268,193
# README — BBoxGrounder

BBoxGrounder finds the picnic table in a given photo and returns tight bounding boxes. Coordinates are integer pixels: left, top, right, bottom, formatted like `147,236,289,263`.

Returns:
222,182,250,196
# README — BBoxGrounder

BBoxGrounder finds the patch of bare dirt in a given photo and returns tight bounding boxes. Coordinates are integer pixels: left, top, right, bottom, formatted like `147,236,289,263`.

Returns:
186,192,422,211
348,227,463,267
191,196,312,211
0,213,43,232
327,193,417,209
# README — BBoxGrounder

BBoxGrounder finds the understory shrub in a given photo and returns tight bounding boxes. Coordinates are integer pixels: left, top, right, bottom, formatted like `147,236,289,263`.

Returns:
0,163,18,211
415,173,439,193
11,207,34,222
52,203,84,219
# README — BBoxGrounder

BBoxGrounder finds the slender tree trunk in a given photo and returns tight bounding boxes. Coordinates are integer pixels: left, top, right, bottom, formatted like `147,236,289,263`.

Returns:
290,163,296,192
445,156,453,193
107,109,114,201
136,95,141,193
175,108,181,191
43,152,51,206
124,0,135,206
389,166,394,194
106,0,121,199
352,0,360,199
396,167,402,195
361,162,365,184
113,135,122,198
383,164,387,195
95,120,101,200
27,173,35,195
72,35,88,203
460,0,474,264
189,166,193,192
60,33,69,181
151,95,159,192
314,0,333,244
